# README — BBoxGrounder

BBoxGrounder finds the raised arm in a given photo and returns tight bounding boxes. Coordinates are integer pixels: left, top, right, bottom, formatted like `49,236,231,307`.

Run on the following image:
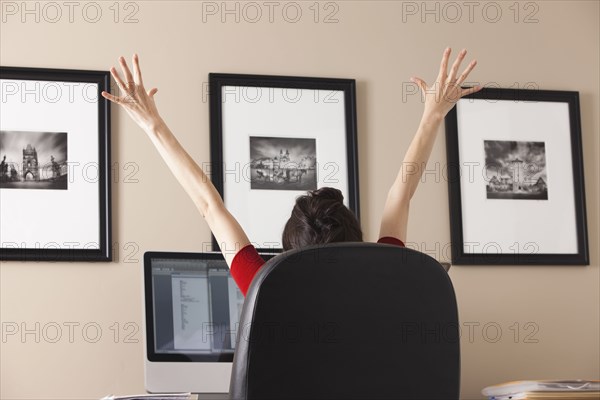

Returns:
102,54,250,267
379,48,481,243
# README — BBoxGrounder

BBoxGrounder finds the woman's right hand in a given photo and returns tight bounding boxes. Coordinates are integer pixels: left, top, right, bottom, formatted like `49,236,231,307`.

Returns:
410,47,482,122
101,54,163,132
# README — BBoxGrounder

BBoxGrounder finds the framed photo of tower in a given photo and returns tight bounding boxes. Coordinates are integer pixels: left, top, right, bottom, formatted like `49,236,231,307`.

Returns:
0,66,111,261
445,87,589,265
209,73,359,253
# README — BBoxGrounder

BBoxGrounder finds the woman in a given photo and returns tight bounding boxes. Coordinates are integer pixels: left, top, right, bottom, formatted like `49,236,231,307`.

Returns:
102,48,481,295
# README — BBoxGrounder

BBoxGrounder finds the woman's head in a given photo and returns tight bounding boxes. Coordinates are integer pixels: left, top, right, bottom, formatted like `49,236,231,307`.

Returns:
281,187,363,251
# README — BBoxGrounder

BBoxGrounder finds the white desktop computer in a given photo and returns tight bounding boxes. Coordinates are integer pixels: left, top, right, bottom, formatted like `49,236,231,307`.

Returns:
142,251,276,394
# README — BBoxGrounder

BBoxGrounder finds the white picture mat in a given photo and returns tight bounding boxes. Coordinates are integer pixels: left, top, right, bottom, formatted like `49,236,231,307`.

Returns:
456,98,578,254
221,86,349,249
0,79,101,249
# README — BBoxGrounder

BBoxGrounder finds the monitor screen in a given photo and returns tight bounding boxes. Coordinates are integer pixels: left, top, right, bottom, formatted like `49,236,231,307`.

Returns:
144,251,276,363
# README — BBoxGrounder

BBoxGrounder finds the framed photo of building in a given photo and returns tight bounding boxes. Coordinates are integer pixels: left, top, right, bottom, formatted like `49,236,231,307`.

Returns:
445,88,589,265
209,73,359,253
0,66,111,261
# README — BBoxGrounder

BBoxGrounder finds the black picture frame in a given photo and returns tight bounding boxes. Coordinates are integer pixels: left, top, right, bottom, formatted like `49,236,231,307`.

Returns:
445,87,589,265
0,66,111,261
209,73,359,253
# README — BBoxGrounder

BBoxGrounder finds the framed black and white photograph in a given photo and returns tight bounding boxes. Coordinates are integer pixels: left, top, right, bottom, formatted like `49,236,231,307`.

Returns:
209,73,359,253
445,88,589,265
0,66,111,261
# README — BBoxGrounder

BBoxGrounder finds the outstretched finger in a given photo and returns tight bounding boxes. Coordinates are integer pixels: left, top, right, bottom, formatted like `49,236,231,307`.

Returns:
132,53,144,86
110,67,127,92
118,56,135,87
437,47,451,82
147,87,158,97
410,76,428,95
456,59,477,86
448,49,467,83
101,91,122,104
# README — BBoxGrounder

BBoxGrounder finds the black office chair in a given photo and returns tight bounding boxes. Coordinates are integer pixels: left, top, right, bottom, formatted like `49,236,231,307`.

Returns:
229,242,460,400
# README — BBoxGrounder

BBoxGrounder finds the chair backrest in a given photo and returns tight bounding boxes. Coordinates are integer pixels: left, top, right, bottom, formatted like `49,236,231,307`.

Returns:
229,242,460,400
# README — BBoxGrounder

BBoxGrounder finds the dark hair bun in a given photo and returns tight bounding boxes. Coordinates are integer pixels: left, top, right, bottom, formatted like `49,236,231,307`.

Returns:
308,187,344,204
282,186,361,251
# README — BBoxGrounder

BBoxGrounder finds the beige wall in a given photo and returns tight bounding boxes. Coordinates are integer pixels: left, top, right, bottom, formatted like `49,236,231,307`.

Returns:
1,1,598,399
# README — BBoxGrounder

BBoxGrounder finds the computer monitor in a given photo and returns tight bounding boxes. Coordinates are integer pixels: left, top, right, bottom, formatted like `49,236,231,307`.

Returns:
143,251,277,394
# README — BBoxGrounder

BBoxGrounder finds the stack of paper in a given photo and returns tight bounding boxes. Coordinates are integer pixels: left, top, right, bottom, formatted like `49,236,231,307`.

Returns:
482,380,600,400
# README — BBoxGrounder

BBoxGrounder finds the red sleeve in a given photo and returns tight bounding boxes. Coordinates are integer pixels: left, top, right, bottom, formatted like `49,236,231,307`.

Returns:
230,243,266,296
377,236,406,247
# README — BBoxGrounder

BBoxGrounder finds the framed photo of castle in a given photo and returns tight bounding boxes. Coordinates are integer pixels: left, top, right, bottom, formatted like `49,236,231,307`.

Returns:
0,66,111,261
209,73,359,253
445,88,589,265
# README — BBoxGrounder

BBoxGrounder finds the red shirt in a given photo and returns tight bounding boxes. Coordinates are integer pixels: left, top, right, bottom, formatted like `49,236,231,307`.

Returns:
230,237,406,296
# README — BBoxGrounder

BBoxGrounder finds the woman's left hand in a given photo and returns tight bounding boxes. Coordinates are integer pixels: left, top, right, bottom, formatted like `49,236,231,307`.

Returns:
101,54,163,133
